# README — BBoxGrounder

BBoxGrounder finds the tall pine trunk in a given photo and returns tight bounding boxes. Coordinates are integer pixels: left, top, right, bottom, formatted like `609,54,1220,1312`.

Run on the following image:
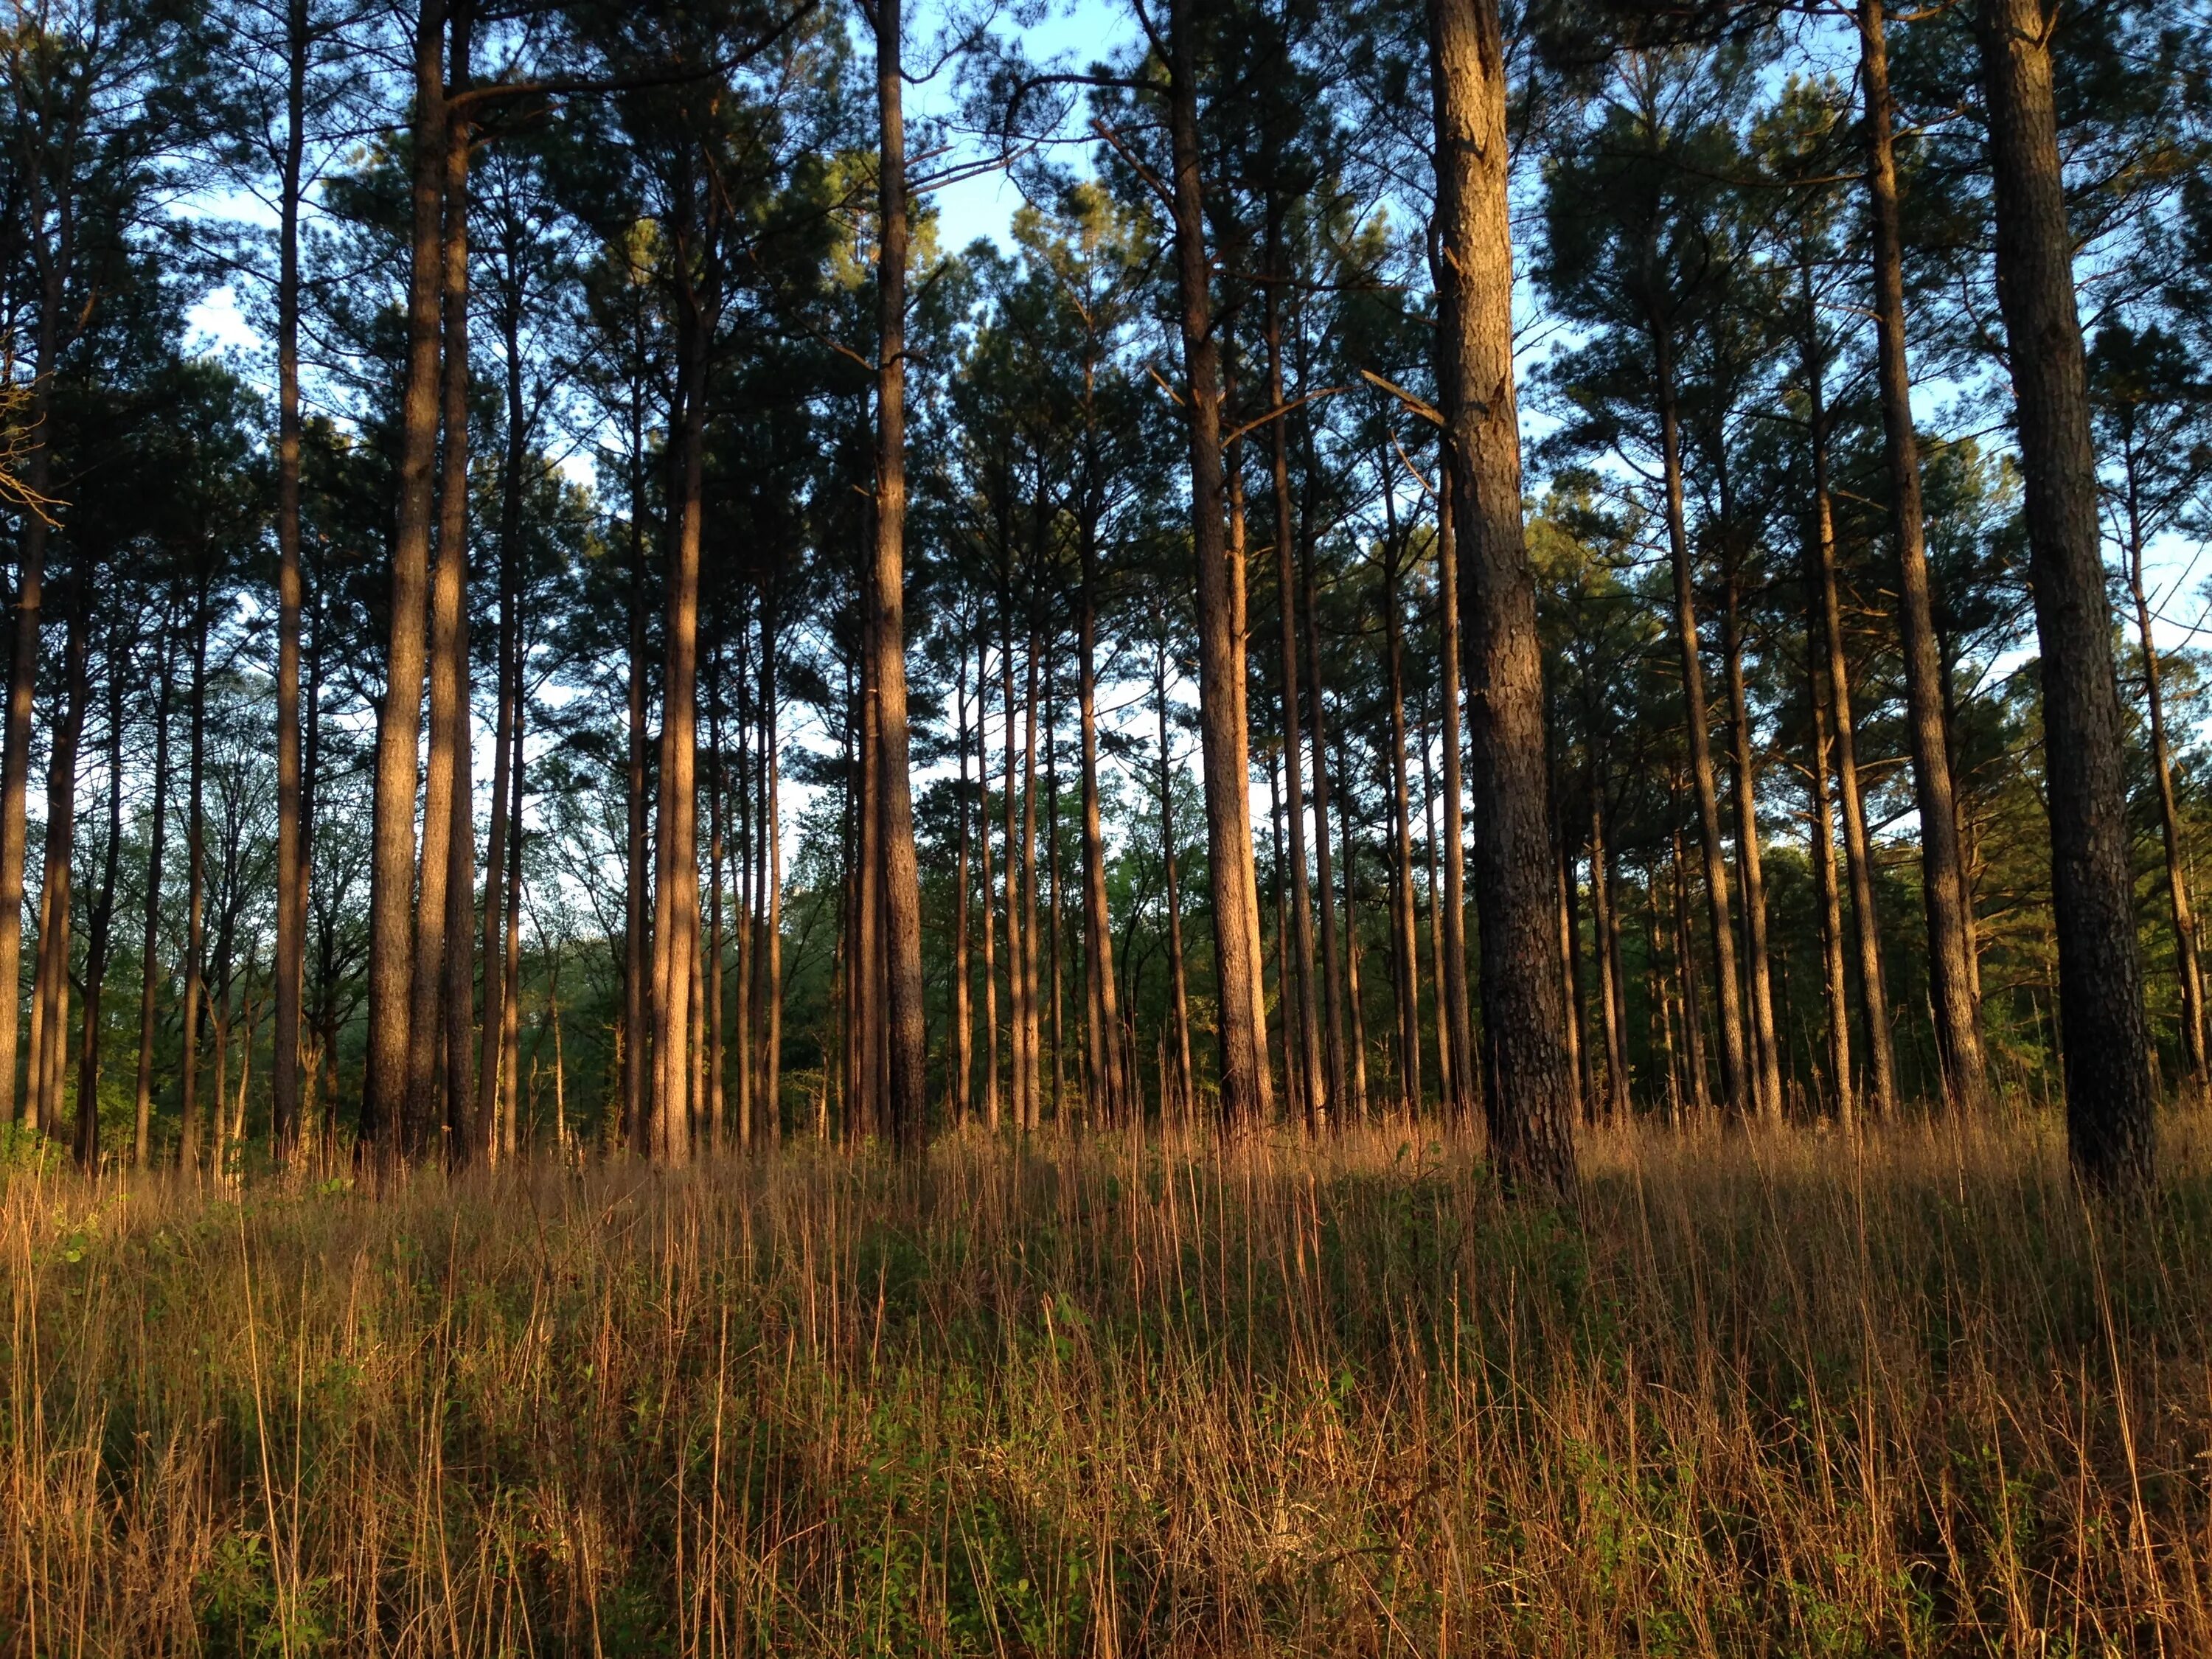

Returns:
1859,0,1989,1115
133,616,172,1166
1979,0,2155,1183
1722,537,1783,1123
75,625,124,1168
272,0,309,1164
872,0,929,1152
1804,304,1898,1119
1429,0,1576,1186
1166,0,1269,1128
362,0,449,1161
1806,608,1855,1126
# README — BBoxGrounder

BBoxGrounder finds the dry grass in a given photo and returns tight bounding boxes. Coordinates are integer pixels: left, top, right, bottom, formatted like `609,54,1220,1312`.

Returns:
5,1112,2212,1655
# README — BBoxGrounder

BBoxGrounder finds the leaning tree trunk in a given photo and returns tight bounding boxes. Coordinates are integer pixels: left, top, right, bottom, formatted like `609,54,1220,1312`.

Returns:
1166,0,1270,1129
1860,0,1989,1116
361,0,449,1163
1980,0,2155,1185
2130,522,2207,1094
1429,0,1576,1189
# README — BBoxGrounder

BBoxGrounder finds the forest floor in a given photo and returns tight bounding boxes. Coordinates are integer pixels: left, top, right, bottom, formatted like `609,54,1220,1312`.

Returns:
5,1110,2211,1656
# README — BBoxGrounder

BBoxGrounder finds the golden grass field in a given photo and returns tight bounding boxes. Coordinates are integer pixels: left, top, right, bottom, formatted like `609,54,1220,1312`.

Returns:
6,1112,2211,1655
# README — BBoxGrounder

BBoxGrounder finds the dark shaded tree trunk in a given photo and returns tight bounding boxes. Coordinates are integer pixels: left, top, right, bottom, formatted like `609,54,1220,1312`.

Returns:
178,589,210,1168
1721,538,1782,1123
1429,0,1576,1188
133,615,172,1167
1806,610,1855,1127
272,0,310,1165
1979,0,2155,1183
75,624,125,1169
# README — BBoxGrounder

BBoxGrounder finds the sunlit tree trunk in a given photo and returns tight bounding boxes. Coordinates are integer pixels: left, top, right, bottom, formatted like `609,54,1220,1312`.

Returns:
362,0,449,1163
1859,0,1989,1116
1804,308,1896,1120
1653,331,1747,1122
1166,0,1270,1128
413,22,475,1156
872,0,929,1152
979,624,1001,1130
1155,626,1194,1111
954,633,974,1124
1301,506,1346,1122
1078,515,1122,1124
1721,532,1782,1124
1806,610,1855,1127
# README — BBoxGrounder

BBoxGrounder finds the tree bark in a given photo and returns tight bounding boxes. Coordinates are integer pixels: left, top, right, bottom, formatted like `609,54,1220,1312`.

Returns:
954,630,974,1124
1078,511,1123,1124
2129,493,2205,1093
1429,0,1576,1188
178,589,210,1168
872,0,928,1154
1301,500,1346,1122
648,218,709,1164
1721,535,1783,1123
1859,0,1989,1116
1380,529,1423,1111
1155,625,1194,1112
1980,0,2155,1183
980,622,1001,1129
1806,606,1855,1127
1804,305,1898,1119
133,614,172,1167
1264,258,1321,1132
362,0,448,1163
75,622,124,1169
1166,0,1270,1129
30,582,88,1133
1653,330,1748,1121
1435,469,1475,1124
271,0,309,1164
412,14,475,1157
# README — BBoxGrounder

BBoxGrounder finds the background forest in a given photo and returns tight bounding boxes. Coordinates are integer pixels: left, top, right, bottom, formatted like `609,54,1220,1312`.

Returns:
9,0,2212,1652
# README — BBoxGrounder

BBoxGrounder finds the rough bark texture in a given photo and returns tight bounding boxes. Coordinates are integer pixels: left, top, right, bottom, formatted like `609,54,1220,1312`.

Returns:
1265,270,1322,1132
1807,608,1856,1126
133,621,172,1166
271,0,308,1163
411,35,473,1156
1079,528,1123,1123
1655,335,1748,1121
1860,0,1989,1115
649,252,708,1164
872,0,929,1155
1806,313,1898,1119
1429,0,1576,1191
1166,0,1269,1130
1722,546,1782,1124
1980,0,2154,1184
362,0,448,1162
